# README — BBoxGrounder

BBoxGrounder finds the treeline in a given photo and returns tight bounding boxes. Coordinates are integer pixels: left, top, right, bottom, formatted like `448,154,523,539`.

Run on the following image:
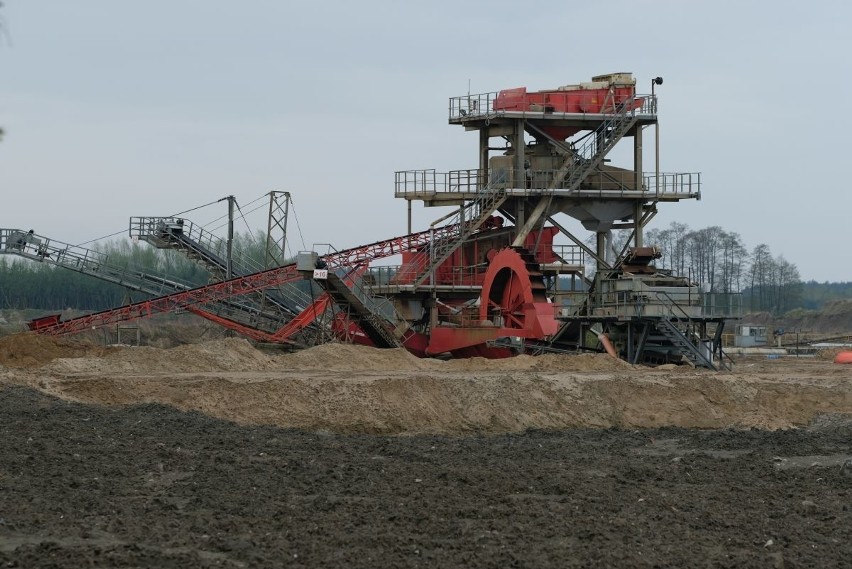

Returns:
642,223,801,314
797,281,852,311
0,231,273,311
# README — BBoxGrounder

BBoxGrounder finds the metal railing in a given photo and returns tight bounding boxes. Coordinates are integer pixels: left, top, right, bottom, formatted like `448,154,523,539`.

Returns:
449,93,500,121
0,228,301,328
130,216,313,310
366,264,486,289
554,287,741,321
0,228,203,292
396,169,700,198
448,91,657,121
550,245,585,268
394,169,486,196
2,228,107,271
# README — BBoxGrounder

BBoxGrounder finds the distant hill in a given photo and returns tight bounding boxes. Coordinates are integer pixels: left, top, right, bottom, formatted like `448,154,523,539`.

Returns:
743,299,852,336
797,281,852,310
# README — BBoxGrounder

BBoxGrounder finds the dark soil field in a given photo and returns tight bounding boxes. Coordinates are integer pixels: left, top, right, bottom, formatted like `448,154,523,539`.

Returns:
1,386,850,568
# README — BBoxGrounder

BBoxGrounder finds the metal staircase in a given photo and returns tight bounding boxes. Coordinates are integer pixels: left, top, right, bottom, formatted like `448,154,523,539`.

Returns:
130,216,312,316
408,190,508,288
551,97,644,192
28,223,459,338
0,228,288,331
410,97,646,289
655,317,717,370
320,270,402,348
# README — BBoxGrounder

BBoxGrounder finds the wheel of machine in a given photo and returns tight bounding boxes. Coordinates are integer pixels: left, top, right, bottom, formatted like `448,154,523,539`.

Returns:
479,247,548,329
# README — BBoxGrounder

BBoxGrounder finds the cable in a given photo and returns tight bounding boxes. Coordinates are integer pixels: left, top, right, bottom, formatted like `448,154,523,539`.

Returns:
170,198,223,219
76,196,225,247
200,194,267,230
208,200,268,234
73,228,130,248
289,195,307,252
233,199,254,235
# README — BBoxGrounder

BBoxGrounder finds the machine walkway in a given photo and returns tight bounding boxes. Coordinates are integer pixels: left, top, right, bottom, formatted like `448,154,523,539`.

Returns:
0,228,290,334
24,223,461,340
129,216,310,318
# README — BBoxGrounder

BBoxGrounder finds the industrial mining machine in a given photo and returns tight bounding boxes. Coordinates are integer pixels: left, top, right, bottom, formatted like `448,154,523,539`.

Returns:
5,73,740,368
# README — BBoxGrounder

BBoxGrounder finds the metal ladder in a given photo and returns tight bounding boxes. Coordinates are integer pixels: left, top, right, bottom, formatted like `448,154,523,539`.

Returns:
409,187,508,288
552,97,644,192
411,97,645,289
0,228,288,331
321,270,402,348
130,216,313,316
655,317,717,370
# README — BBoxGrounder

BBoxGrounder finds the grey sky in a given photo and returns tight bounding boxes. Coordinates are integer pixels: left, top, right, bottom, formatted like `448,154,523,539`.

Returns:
1,0,849,282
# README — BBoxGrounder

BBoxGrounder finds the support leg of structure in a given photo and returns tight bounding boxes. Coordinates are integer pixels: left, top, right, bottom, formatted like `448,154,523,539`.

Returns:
634,202,644,247
514,119,525,188
511,196,553,247
596,233,606,262
633,322,651,364
479,128,490,188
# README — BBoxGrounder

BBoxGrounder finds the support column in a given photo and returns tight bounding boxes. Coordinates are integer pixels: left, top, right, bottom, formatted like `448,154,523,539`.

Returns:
655,119,661,196
514,119,525,189
226,195,235,280
516,200,525,232
633,127,643,248
634,202,643,247
479,127,489,191
596,232,606,261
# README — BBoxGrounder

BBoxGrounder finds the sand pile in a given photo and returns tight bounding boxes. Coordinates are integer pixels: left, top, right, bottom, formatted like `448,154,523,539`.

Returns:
0,333,110,369
6,338,852,435
440,352,634,372
43,338,275,374
279,343,437,372
279,343,633,373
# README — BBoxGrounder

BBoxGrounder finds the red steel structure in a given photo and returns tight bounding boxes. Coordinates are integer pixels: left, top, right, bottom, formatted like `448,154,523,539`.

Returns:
31,222,466,339
26,73,739,367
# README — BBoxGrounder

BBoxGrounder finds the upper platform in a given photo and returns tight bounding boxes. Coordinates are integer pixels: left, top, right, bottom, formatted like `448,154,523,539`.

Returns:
449,78,658,135
394,169,700,205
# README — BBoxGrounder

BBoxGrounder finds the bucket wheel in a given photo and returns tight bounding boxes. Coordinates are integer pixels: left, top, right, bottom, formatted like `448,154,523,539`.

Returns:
479,247,548,330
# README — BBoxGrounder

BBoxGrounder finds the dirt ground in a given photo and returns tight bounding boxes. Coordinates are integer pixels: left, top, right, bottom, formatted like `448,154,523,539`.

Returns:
1,334,851,567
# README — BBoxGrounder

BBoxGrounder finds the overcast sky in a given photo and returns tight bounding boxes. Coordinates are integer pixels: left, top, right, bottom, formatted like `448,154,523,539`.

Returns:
1,0,850,282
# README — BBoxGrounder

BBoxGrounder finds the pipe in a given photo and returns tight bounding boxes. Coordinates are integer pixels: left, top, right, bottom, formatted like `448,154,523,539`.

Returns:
597,332,618,359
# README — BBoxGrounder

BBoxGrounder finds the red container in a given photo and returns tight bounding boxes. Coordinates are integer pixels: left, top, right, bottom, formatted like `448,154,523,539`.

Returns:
494,86,638,114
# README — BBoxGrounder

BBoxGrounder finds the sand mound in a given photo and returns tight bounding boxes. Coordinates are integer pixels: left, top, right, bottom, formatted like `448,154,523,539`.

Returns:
5,337,852,434
280,343,633,373
534,352,635,371
279,342,438,372
0,333,109,369
0,334,639,375
44,338,276,374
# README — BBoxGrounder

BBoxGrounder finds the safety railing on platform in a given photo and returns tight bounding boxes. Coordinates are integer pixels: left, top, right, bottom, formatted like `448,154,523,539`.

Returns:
394,169,486,196
448,91,657,121
550,245,585,268
130,217,252,274
365,244,583,292
558,287,742,320
365,264,486,290
130,216,313,310
395,169,700,197
1,228,106,270
448,93,499,121
642,172,701,197
0,228,204,292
